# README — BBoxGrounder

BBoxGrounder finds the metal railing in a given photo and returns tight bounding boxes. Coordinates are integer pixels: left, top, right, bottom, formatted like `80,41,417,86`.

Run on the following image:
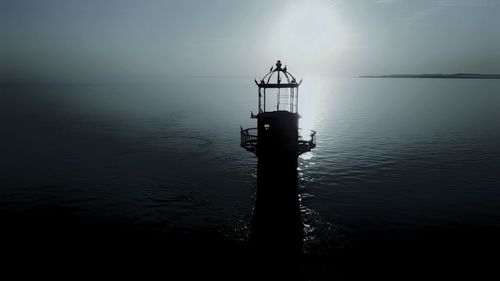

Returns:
240,127,258,153
298,130,316,155
241,128,316,155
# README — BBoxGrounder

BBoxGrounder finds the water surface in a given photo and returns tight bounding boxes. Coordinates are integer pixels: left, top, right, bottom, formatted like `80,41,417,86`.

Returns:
1,77,500,278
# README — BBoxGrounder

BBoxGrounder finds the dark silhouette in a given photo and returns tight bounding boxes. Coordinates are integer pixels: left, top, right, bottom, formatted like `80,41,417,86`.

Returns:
241,60,315,157
249,152,303,278
241,61,316,278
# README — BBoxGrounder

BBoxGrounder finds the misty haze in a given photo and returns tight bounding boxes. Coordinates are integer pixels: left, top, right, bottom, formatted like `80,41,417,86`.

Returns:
2,1,500,280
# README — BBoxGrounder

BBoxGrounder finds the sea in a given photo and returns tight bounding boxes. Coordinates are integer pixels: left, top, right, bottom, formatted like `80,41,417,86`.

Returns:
1,77,500,279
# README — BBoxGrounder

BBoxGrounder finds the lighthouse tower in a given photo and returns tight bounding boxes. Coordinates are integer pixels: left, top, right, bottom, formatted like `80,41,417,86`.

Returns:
241,61,316,259
241,60,316,158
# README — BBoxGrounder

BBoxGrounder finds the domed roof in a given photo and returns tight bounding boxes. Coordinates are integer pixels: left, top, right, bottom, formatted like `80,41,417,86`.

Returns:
255,60,302,89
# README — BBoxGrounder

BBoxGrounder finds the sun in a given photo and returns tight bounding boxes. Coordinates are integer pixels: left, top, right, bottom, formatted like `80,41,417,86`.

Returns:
267,0,345,64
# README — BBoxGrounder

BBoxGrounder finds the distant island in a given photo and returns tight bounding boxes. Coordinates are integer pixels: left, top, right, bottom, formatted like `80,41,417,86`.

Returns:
360,74,500,79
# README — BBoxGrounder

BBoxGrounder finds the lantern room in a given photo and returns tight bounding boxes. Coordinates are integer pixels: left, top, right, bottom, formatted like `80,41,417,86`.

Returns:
256,60,301,114
241,60,316,157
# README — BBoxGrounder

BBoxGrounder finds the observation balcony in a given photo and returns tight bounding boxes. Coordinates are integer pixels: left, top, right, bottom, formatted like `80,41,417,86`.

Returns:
240,128,316,156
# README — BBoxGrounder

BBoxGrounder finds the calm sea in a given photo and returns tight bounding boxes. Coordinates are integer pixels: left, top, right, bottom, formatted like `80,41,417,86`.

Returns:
1,77,500,277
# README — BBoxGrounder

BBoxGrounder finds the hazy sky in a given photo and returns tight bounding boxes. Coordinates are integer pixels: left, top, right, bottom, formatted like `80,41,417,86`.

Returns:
2,0,500,81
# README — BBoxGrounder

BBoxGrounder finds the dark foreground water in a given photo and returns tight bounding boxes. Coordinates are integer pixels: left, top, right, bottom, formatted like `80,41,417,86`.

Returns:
1,78,500,279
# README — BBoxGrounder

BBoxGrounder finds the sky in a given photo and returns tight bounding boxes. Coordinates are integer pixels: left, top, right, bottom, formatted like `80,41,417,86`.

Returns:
1,0,500,81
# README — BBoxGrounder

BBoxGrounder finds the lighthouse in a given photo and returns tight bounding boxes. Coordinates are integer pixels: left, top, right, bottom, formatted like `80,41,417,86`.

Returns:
241,61,316,260
241,60,316,159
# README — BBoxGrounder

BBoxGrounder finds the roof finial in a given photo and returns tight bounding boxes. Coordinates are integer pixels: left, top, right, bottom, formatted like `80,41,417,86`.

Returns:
276,60,282,71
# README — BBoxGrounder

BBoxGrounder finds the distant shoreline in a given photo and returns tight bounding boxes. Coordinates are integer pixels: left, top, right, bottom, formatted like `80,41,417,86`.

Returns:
360,74,500,79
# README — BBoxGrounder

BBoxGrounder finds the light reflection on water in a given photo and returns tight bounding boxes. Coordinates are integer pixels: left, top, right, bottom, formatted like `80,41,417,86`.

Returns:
1,77,500,253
